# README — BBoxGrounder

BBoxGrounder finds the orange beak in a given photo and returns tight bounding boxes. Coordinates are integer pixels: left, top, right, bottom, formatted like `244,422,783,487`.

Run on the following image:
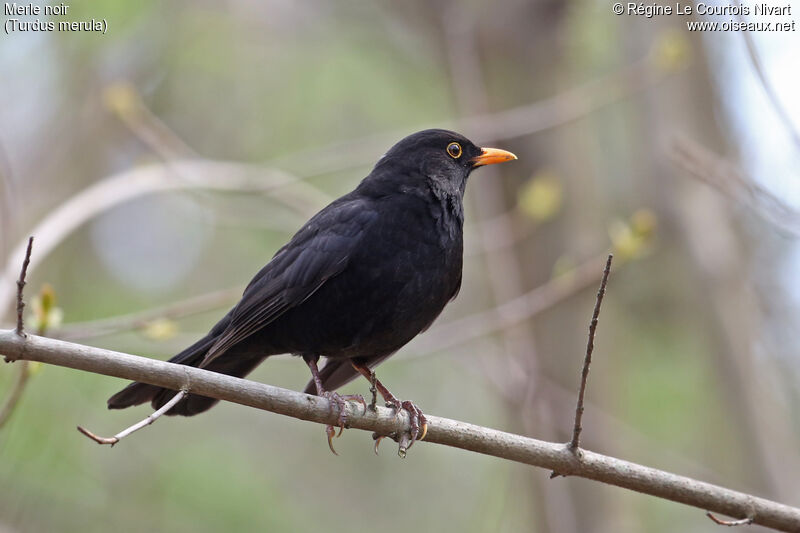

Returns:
470,147,518,167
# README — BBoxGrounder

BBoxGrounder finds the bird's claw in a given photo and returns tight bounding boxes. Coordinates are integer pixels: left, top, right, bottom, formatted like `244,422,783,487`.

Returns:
372,432,393,455
326,425,338,455
374,399,427,456
321,391,366,455
387,399,427,448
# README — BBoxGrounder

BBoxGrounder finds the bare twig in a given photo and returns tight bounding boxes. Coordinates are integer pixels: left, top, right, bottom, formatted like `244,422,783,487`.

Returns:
14,237,33,337
0,330,799,532
707,511,754,527
77,389,187,446
570,254,613,451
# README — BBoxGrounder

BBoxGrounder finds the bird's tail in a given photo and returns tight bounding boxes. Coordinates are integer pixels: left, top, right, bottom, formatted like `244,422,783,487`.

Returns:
107,313,265,416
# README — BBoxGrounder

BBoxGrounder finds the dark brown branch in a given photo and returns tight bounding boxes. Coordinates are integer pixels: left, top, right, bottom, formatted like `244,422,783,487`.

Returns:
1,330,799,532
570,254,613,450
15,237,33,337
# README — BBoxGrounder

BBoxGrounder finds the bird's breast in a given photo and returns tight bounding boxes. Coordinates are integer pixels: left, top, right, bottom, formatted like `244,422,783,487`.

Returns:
267,195,463,358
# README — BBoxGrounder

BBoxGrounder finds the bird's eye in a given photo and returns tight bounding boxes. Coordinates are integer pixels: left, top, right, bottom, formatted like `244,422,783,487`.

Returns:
447,142,462,159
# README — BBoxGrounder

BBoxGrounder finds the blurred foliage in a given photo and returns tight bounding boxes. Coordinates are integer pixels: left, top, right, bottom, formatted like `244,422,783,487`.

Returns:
141,318,179,341
651,29,692,73
518,170,564,223
28,283,63,334
609,209,657,261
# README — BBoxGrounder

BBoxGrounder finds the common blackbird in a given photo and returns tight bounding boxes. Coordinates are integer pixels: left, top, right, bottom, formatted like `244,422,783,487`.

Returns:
108,129,517,453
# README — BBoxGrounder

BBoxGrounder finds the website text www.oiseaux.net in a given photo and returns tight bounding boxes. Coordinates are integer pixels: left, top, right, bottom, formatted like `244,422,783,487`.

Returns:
615,3,795,32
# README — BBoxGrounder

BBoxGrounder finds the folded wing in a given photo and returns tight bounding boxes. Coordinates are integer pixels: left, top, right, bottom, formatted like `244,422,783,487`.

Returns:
201,196,378,366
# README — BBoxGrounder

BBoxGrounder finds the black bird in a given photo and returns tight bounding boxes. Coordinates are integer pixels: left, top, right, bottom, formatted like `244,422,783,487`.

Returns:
108,129,517,452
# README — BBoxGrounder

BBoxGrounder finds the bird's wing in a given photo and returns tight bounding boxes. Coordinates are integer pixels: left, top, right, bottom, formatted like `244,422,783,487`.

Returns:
200,196,377,367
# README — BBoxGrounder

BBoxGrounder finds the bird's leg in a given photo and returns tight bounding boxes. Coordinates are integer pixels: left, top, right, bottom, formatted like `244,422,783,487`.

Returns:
304,355,366,455
350,361,427,456
347,361,377,410
368,371,378,411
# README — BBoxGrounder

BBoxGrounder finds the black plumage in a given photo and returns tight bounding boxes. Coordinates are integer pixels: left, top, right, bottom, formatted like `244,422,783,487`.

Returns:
108,129,516,448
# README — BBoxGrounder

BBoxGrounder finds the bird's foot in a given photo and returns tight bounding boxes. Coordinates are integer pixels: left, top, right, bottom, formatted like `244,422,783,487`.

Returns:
375,398,428,457
348,361,427,457
322,391,366,455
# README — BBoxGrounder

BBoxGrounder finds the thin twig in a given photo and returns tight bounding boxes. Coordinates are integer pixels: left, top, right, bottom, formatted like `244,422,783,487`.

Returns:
77,389,187,446
706,511,754,527
570,254,613,451
0,330,798,532
14,237,33,337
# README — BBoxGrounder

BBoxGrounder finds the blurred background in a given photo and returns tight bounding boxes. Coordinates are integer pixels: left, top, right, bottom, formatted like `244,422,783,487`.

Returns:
1,1,799,532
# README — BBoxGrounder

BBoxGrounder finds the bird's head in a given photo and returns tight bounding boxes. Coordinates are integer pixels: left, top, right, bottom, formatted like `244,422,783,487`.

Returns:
366,129,517,198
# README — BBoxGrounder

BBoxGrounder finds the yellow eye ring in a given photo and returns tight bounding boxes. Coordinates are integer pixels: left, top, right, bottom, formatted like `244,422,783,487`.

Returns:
447,142,462,159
